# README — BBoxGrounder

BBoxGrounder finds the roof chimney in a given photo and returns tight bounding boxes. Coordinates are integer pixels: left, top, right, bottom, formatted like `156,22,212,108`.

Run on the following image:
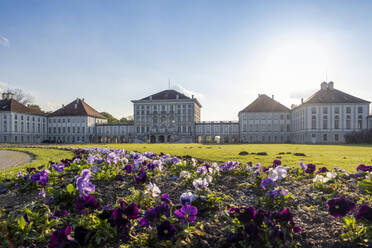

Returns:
82,98,84,102
149,95,152,100
301,98,304,104
328,81,334,90
176,94,179,99
192,94,194,99
321,81,327,90
272,95,274,99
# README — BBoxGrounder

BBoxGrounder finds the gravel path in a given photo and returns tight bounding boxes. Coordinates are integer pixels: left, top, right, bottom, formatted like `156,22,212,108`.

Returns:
0,150,32,170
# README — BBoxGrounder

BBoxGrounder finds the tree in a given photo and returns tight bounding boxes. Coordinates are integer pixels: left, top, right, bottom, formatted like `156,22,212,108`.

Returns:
5,88,34,105
100,112,119,123
28,104,42,111
119,115,134,124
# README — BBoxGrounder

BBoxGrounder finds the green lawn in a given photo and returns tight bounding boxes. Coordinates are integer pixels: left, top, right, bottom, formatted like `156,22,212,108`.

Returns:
44,143,372,172
0,147,74,181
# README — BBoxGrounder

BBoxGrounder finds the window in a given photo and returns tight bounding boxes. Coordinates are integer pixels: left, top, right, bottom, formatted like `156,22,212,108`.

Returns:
358,117,363,129
346,115,351,129
335,134,339,141
334,116,339,129
323,107,328,114
334,107,340,114
346,107,351,114
358,107,363,113
311,116,316,129
311,107,316,115
312,134,316,138
68,127,71,133
323,134,327,141
323,116,328,129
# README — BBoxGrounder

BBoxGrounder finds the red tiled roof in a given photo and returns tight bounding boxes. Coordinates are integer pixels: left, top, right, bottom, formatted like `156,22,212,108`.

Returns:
48,98,106,119
240,94,290,113
0,99,45,115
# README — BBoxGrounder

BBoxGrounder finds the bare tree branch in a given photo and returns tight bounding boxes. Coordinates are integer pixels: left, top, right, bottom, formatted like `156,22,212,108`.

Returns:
5,88,34,105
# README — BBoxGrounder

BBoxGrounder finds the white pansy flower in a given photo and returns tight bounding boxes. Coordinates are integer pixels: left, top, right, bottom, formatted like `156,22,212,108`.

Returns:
206,175,213,183
326,171,337,179
146,182,161,198
180,170,191,179
193,178,209,190
313,175,330,183
268,166,287,182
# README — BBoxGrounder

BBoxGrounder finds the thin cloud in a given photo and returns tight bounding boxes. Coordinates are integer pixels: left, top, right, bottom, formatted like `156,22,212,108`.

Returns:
171,84,204,100
0,36,10,47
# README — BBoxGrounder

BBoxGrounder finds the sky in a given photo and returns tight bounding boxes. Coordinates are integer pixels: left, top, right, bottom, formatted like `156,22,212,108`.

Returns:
0,0,372,120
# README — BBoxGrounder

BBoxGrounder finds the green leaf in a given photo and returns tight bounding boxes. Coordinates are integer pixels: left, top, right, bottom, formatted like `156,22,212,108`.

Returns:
18,216,26,230
66,184,74,194
24,208,32,215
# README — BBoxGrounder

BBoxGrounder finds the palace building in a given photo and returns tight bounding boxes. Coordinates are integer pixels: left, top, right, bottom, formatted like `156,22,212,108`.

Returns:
0,81,370,144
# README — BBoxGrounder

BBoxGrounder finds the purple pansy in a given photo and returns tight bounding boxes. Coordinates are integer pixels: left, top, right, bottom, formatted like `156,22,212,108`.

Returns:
157,220,176,240
75,195,99,215
355,205,372,222
221,161,239,171
260,178,277,190
76,169,95,197
327,196,356,218
134,166,147,184
48,226,75,247
316,167,329,174
31,169,48,186
174,204,198,223
51,210,68,219
124,164,133,174
51,163,65,173
229,206,256,224
180,192,197,205
268,188,288,198
357,164,372,172
273,160,282,168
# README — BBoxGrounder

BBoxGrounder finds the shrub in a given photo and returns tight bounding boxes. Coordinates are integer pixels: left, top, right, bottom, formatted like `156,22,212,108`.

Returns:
238,151,249,156
345,129,372,144
256,152,267,156
294,153,306,157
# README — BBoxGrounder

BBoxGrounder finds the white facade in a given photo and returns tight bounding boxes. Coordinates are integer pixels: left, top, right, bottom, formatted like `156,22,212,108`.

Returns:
131,95,201,143
0,83,370,144
291,103,369,143
0,111,47,143
96,124,135,143
47,116,106,143
195,121,239,143
239,111,291,143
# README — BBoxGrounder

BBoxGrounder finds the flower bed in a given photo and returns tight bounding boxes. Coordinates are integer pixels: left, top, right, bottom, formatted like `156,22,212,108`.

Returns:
0,147,371,247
